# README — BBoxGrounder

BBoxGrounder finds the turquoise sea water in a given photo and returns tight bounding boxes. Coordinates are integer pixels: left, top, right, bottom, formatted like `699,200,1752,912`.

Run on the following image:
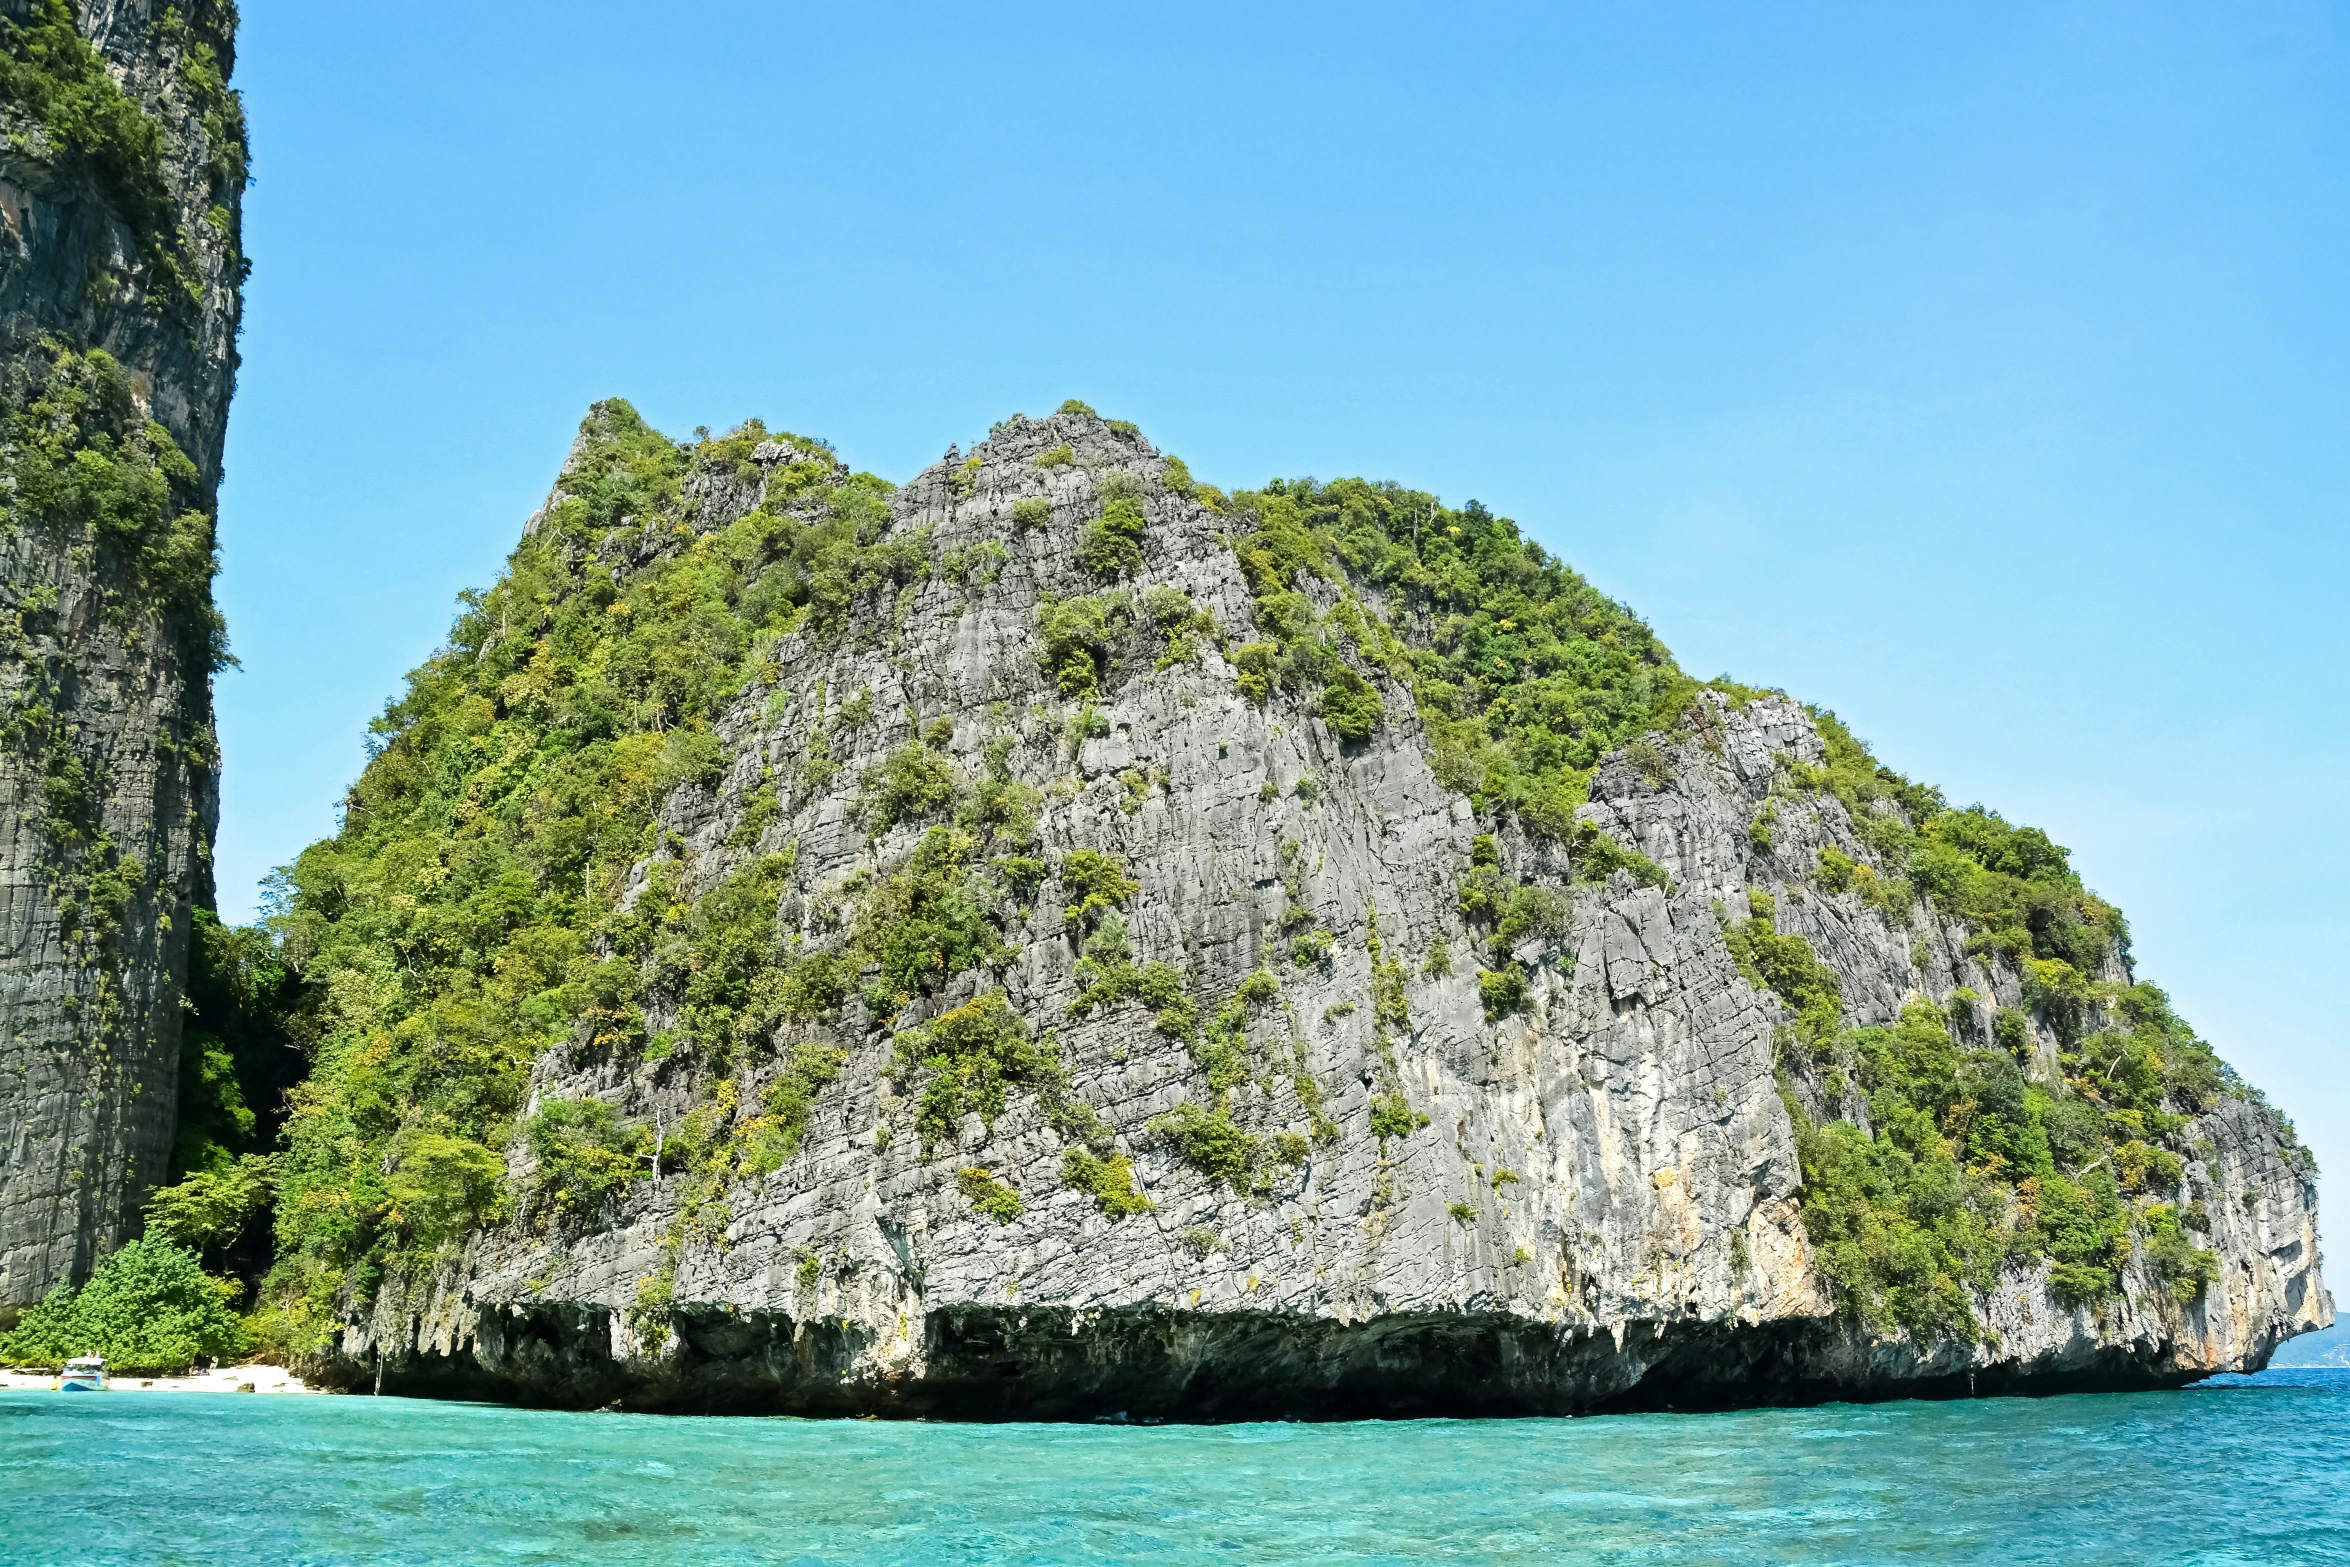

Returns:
3,1370,2345,1565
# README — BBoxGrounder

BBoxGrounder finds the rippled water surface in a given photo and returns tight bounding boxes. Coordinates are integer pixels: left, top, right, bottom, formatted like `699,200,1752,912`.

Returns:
3,1370,2345,1564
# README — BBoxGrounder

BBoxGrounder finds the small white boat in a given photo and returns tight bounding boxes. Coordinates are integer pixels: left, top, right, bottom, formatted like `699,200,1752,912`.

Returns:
55,1355,106,1392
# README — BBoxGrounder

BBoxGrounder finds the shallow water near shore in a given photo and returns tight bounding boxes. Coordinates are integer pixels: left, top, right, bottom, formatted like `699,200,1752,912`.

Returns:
2,1369,2345,1565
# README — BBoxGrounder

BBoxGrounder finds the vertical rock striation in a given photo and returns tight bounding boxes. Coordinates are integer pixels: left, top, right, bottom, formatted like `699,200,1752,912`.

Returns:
279,405,2327,1414
0,0,246,1311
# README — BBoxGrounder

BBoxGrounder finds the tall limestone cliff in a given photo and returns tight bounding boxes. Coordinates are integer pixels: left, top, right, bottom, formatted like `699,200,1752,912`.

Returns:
0,1,246,1310
269,403,2327,1414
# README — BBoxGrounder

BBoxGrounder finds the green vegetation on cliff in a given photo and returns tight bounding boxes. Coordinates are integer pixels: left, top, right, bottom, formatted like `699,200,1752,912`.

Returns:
138,910,303,1286
0,341,230,1066
0,0,253,1327
1209,460,2272,1336
1223,479,1691,838
0,0,248,312
0,342,230,646
3,0,177,290
1789,988,2224,1338
1782,709,2132,1027
0,4,248,1057
262,404,926,1331
1728,880,2234,1334
232,404,2286,1359
0,6,248,1049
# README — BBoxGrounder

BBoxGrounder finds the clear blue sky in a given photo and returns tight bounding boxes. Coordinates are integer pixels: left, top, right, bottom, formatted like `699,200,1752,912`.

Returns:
217,2,2347,1230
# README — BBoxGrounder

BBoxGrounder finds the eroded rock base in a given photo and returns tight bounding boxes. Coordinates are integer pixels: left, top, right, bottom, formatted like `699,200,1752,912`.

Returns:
312,1304,2219,1421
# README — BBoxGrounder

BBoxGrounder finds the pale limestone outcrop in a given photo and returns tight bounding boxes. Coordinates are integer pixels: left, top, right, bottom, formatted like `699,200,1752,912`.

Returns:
326,409,2327,1414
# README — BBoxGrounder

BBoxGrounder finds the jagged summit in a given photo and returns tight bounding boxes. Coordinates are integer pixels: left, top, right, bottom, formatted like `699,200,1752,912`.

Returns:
252,397,2322,1416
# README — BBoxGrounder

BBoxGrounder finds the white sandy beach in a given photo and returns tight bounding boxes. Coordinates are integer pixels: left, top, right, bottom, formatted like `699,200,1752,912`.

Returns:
0,1364,315,1394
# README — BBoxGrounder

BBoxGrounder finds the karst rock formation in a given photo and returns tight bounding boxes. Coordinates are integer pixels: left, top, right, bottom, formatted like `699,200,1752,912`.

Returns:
0,0,246,1312
279,404,2328,1414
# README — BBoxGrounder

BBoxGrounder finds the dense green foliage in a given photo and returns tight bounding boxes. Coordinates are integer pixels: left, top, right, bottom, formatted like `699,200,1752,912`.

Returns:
1477,964,1530,1021
748,1043,850,1173
1737,940,2227,1334
1076,476,1145,578
0,1238,244,1373
1724,892,1843,1053
1224,479,1693,833
1788,710,2248,1101
0,0,248,313
5,0,172,297
955,1166,1022,1223
0,341,231,937
1034,588,1210,699
0,344,225,637
1069,929,1193,1037
845,830,1013,1015
143,1153,267,1259
263,404,921,1323
1679,707,2263,1334
1794,1003,2013,1338
896,993,1059,1149
1036,592,1123,697
1785,995,2214,1336
143,910,303,1274
1058,849,1138,926
1061,1147,1152,1216
167,913,296,1176
1147,1100,1263,1186
1706,717,2257,1338
1316,665,1384,741
523,1098,638,1223
863,741,960,833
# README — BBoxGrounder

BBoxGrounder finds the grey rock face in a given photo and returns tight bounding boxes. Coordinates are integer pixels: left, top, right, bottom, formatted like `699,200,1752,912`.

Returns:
328,409,2327,1415
0,0,245,1308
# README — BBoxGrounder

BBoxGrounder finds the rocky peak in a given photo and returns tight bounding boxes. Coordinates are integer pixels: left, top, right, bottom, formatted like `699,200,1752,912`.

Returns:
256,399,2325,1415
